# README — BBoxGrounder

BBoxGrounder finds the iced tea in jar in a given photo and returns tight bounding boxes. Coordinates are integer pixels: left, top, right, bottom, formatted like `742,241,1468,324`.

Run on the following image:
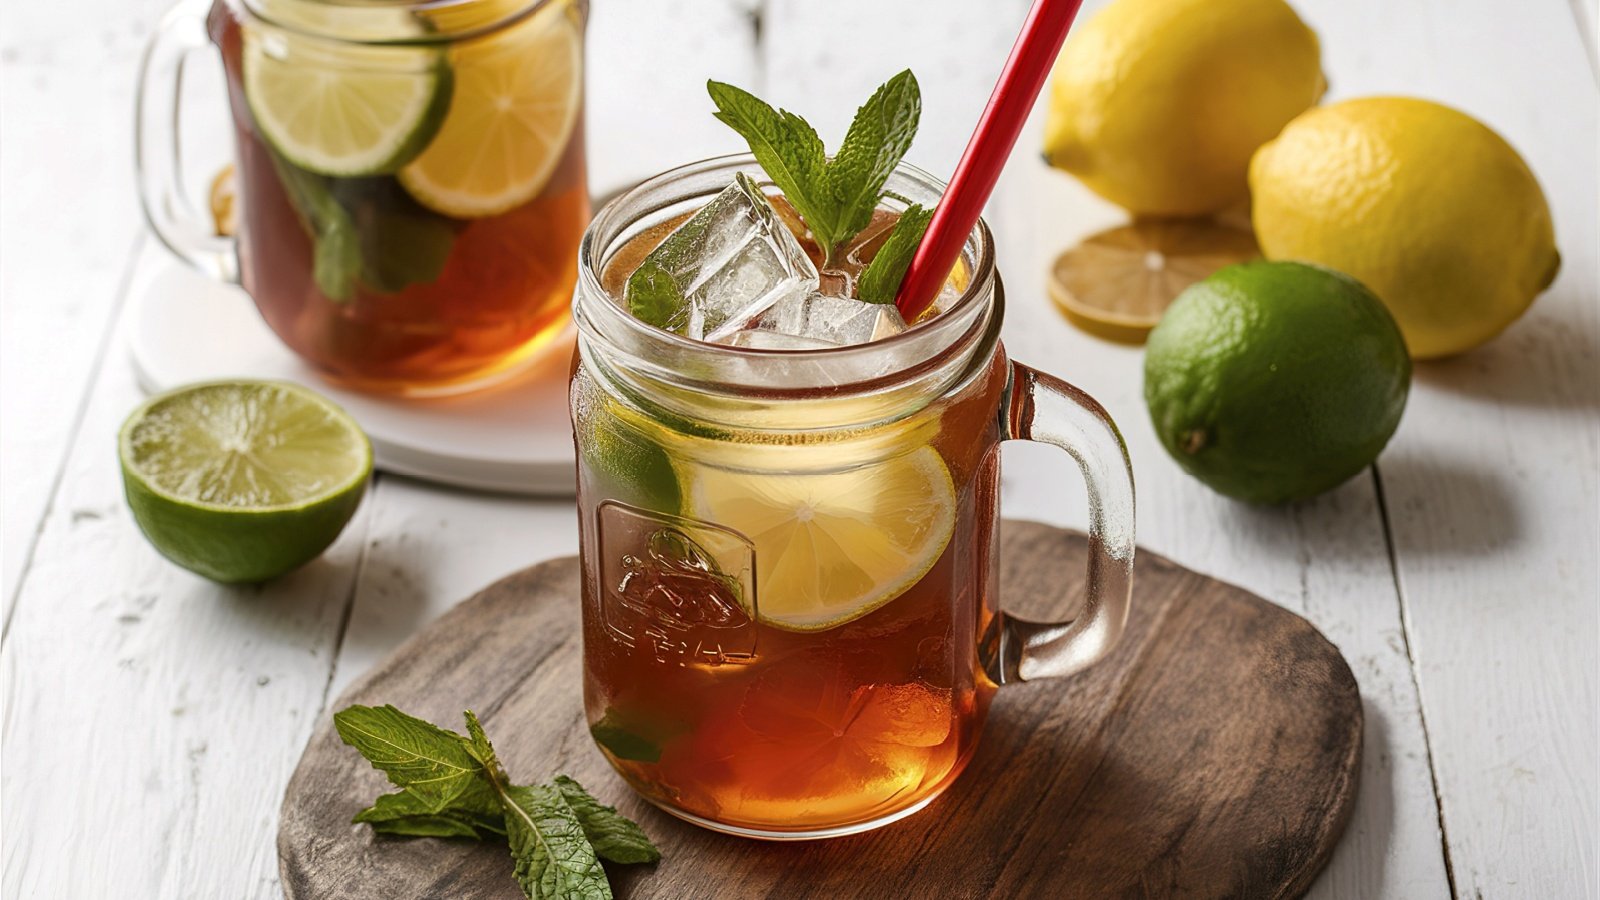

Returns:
570,153,1136,838
137,0,589,395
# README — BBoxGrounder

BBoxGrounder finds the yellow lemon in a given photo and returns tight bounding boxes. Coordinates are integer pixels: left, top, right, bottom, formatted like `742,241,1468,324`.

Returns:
1250,97,1560,359
1042,0,1323,216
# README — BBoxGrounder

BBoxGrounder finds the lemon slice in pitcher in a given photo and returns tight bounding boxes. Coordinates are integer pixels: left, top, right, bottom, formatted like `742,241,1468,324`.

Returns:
398,1,583,217
242,22,451,177
683,447,956,632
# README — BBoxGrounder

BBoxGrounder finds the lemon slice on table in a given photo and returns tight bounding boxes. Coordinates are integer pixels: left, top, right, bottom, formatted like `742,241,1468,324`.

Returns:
398,1,583,218
119,381,372,584
242,23,451,177
684,447,956,632
1049,220,1259,344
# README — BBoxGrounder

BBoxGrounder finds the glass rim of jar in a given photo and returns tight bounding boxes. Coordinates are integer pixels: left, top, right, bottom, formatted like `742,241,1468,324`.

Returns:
574,153,1000,411
231,0,567,44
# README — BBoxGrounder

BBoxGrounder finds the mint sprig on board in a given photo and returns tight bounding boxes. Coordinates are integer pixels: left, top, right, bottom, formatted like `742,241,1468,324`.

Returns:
333,704,660,900
708,70,924,269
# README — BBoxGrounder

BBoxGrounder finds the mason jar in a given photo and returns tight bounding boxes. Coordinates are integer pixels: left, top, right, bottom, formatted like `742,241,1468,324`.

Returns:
570,154,1137,838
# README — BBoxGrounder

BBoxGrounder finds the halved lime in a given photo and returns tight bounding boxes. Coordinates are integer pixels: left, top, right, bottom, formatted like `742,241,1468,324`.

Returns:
119,380,372,583
242,24,452,177
682,446,956,632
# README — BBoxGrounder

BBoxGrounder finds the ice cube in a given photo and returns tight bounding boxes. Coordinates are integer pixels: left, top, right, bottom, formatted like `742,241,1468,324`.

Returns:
749,291,909,347
623,173,818,341
718,329,841,351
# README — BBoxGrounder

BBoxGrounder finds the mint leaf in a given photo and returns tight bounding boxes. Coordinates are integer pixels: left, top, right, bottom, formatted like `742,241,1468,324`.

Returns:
554,776,661,864
461,710,501,774
829,70,921,247
625,259,691,332
273,158,459,301
329,177,458,295
465,711,614,900
270,154,362,303
369,816,487,840
623,194,721,331
355,790,506,838
589,709,663,763
312,217,362,303
332,705,487,811
338,706,659,899
355,792,505,840
707,80,836,248
500,783,611,900
353,205,456,296
857,204,934,305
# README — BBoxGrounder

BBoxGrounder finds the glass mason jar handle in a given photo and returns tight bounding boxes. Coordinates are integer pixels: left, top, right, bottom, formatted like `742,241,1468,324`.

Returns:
983,362,1137,684
135,1,238,283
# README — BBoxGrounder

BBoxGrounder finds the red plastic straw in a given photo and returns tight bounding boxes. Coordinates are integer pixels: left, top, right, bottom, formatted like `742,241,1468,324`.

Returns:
895,0,1086,320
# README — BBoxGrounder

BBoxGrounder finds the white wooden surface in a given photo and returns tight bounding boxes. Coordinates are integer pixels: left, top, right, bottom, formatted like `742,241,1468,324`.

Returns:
2,0,1596,897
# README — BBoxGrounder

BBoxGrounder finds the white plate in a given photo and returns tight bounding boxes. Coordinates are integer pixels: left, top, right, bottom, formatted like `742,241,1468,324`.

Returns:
126,259,577,496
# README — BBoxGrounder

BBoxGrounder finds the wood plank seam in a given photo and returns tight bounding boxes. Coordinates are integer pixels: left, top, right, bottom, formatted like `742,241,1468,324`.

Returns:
1371,463,1460,900
1,232,148,642
311,476,385,717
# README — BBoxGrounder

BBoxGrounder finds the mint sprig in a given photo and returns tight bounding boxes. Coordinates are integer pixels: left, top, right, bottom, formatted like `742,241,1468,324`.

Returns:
708,70,921,267
333,704,660,900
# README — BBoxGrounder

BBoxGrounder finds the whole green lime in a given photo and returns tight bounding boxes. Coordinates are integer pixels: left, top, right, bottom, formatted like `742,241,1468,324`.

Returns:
120,380,371,583
1143,261,1411,504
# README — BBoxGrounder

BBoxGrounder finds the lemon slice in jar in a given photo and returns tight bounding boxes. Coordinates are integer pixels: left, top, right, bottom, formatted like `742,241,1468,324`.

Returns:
241,15,450,177
682,446,956,632
398,0,583,217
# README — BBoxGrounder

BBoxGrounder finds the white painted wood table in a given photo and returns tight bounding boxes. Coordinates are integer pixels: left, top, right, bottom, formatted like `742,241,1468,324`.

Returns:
2,0,1595,897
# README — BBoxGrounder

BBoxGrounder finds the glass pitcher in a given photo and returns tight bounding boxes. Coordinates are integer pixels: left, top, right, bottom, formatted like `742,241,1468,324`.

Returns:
136,0,589,395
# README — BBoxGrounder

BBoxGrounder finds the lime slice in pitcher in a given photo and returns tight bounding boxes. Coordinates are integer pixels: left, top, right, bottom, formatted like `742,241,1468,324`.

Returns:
398,1,582,217
683,447,956,632
119,381,372,583
242,24,452,177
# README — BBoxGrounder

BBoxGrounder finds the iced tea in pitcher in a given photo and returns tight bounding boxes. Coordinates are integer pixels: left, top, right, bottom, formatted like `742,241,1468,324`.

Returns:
571,74,1137,838
208,0,588,393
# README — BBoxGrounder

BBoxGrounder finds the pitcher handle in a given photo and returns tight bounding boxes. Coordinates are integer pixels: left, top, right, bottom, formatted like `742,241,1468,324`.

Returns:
135,1,238,282
983,361,1137,683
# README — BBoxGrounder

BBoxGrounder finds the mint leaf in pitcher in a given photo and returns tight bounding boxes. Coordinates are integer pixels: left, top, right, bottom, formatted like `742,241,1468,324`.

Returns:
271,156,363,302
331,177,459,295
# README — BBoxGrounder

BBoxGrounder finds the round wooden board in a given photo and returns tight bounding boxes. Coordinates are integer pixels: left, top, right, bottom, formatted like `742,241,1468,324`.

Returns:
279,521,1361,899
